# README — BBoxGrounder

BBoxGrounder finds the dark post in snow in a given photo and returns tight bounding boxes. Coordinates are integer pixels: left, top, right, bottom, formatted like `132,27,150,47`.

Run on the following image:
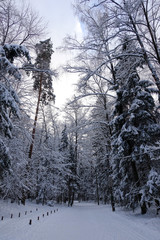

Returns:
29,219,32,225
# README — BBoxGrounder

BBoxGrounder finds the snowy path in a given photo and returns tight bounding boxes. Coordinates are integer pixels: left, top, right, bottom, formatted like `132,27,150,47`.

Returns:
0,201,160,240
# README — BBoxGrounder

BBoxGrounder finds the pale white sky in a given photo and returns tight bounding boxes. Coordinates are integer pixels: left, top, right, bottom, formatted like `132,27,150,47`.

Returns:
26,0,83,109
26,0,82,109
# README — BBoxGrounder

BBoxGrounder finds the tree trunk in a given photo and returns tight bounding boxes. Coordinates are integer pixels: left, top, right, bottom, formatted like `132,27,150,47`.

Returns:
28,73,43,159
141,201,147,214
71,192,74,206
111,188,115,212
95,172,100,205
68,179,72,206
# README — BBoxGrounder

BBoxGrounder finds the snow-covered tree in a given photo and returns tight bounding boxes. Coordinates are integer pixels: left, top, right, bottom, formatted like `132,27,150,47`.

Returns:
29,38,55,159
80,0,160,100
62,0,160,213
58,125,78,206
64,100,93,203
111,37,160,214
0,111,32,203
91,94,113,205
0,43,31,181
26,110,63,204
140,169,160,214
62,3,117,206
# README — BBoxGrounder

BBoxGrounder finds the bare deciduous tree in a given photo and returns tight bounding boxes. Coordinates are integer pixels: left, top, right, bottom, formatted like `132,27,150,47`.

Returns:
0,0,46,48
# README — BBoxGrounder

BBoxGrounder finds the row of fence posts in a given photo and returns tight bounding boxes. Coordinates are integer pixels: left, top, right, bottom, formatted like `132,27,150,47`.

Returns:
1,208,58,225
29,209,58,225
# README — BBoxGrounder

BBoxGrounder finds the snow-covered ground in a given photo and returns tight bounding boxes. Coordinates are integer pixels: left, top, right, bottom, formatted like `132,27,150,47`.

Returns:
0,200,160,240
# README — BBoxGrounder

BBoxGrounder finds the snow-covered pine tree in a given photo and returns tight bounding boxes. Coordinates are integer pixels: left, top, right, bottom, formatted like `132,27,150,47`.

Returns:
29,38,55,159
33,39,55,104
111,36,160,214
0,43,30,179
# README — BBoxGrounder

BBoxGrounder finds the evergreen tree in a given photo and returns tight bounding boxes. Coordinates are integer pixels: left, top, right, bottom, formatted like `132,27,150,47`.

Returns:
111,37,160,213
0,43,30,179
33,39,55,104
141,168,160,214
29,38,55,159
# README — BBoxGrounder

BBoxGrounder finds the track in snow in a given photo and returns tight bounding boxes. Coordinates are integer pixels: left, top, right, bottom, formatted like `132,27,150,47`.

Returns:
0,202,160,240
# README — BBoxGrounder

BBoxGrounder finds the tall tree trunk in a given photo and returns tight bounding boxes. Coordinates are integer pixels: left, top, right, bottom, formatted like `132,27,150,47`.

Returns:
95,171,100,205
41,105,49,141
68,180,72,207
111,189,115,212
28,73,43,159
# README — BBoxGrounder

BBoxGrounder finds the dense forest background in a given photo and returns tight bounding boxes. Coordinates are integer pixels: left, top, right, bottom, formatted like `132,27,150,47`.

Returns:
0,0,160,215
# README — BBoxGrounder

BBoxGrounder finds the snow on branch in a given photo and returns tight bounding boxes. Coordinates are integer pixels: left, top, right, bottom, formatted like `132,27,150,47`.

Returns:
0,43,32,80
3,44,31,63
0,57,21,80
67,92,115,106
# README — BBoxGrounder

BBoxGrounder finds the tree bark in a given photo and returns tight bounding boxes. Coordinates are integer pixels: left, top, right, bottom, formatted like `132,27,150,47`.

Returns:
111,189,115,212
28,73,43,159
